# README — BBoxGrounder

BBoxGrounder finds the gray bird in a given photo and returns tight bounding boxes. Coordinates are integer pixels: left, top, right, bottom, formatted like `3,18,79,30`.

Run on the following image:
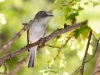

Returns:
27,10,53,68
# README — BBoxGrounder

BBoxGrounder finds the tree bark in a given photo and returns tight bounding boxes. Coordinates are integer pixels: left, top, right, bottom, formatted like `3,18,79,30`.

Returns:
92,49,100,75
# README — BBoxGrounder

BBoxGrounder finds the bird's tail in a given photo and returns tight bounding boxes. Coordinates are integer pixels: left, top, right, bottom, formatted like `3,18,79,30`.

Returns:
28,46,37,68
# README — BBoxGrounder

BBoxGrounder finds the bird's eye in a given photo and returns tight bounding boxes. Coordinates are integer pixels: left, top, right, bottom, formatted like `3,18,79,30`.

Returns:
43,12,47,15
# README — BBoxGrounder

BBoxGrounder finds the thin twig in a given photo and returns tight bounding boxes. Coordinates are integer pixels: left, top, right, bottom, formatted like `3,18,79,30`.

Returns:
0,72,5,74
0,21,32,53
45,44,60,49
80,30,92,75
45,37,71,60
92,70,100,75
71,66,81,75
4,63,7,75
54,37,71,60
86,37,100,63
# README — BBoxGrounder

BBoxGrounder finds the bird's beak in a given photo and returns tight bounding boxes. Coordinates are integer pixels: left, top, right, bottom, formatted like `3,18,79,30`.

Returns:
47,10,54,17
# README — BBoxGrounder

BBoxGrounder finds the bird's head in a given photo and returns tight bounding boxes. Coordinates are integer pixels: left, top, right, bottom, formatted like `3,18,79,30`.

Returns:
35,10,53,20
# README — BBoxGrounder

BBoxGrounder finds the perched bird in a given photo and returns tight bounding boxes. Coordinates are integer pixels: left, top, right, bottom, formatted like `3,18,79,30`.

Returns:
27,10,53,68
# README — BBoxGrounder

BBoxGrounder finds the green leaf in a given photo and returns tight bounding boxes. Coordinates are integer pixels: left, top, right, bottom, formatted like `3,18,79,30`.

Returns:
73,25,89,39
76,5,100,34
74,29,80,39
93,32,100,39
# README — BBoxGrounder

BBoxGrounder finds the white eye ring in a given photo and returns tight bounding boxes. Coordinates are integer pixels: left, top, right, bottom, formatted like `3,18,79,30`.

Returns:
43,12,47,15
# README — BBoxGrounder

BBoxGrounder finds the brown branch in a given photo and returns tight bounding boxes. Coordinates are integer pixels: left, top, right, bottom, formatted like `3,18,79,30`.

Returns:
86,37,100,63
71,37,100,75
92,37,100,75
0,72,6,75
45,44,60,49
4,63,7,75
0,21,31,53
71,66,81,75
0,63,8,75
8,55,29,75
54,37,71,60
0,21,87,66
80,30,92,75
45,37,71,60
92,70,100,75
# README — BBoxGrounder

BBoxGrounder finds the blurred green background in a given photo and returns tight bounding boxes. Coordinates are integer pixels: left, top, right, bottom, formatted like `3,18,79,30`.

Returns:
0,0,99,75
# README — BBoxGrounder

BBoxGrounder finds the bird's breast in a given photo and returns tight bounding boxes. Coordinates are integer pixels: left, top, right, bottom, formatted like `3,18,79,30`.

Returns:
28,21,46,43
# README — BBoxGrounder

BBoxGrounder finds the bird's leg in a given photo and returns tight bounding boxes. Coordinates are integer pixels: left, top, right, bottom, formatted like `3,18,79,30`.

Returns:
37,38,46,52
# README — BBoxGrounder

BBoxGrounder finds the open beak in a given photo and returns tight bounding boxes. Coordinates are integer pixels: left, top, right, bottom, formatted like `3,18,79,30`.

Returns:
47,10,54,17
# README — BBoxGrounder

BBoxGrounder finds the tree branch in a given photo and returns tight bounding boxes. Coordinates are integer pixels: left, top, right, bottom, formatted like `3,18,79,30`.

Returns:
80,30,92,75
92,70,100,75
0,21,87,66
4,63,7,75
8,55,29,75
0,21,32,53
54,37,71,60
86,37,100,63
71,37,100,75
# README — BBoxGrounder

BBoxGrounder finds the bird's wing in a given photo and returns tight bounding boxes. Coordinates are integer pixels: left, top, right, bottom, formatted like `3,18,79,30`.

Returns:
27,29,30,51
27,20,33,45
43,25,47,37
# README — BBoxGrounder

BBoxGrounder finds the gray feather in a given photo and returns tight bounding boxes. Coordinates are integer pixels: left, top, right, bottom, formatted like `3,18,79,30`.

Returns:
28,46,37,68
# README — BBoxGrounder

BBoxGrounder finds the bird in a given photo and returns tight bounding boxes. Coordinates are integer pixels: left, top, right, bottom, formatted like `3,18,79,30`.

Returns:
27,10,53,68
